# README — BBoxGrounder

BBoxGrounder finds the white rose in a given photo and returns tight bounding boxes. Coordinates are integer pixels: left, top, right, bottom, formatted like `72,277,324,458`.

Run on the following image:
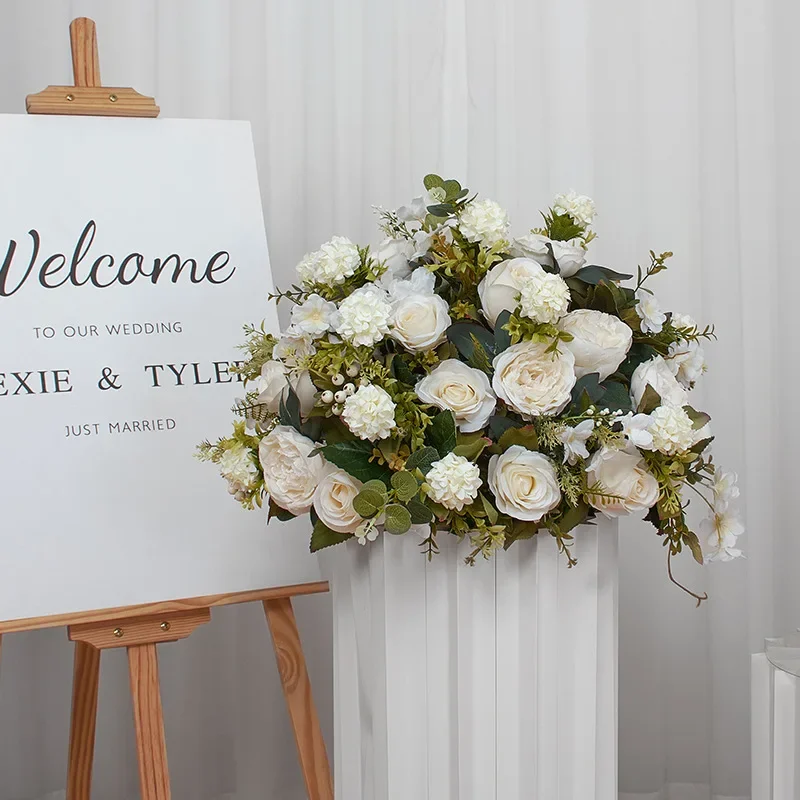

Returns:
375,237,415,283
415,359,496,432
256,360,288,412
488,445,561,521
558,309,633,381
666,339,706,388
549,240,587,277
390,293,451,352
258,425,325,515
492,340,577,418
586,447,659,517
510,234,586,277
313,468,364,533
477,258,545,326
630,356,688,410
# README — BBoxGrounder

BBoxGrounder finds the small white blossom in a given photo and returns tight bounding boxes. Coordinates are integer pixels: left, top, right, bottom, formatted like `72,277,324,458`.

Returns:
552,190,596,227
273,327,316,368
635,289,667,334
335,285,392,347
355,519,380,546
619,412,654,450
712,470,740,512
297,235,361,287
701,509,744,563
648,405,696,455
425,452,482,511
666,340,707,388
290,294,340,338
219,444,258,493
341,384,397,441
458,199,510,248
559,419,594,465
518,269,571,324
670,313,697,332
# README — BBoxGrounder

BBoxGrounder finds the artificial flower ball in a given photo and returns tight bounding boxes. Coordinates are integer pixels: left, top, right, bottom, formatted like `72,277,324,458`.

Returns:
341,384,397,441
492,340,576,418
258,425,325,515
487,446,561,521
218,443,259,492
425,452,482,511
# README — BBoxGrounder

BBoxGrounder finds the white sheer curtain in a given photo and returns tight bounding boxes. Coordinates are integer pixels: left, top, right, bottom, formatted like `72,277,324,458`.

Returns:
0,0,791,798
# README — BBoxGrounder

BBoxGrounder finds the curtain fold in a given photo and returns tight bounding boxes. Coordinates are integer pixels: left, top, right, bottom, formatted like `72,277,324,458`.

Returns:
0,1,790,797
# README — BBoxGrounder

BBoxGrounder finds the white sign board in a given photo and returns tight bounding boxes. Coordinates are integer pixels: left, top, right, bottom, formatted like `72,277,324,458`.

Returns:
0,114,320,624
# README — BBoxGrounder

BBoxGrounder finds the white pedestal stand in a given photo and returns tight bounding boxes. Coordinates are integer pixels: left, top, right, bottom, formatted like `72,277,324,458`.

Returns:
323,518,619,800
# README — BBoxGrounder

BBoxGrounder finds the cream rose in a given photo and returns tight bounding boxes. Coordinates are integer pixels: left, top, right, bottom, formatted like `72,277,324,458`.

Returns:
492,340,576,418
313,468,363,533
630,356,688,410
415,359,496,432
390,293,451,352
558,309,633,380
585,447,659,517
477,258,544,325
508,234,586,277
255,361,316,417
488,445,561,521
258,425,325,515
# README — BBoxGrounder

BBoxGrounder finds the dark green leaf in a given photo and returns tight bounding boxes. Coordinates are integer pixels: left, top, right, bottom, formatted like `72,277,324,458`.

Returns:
426,202,456,217
392,355,417,386
557,501,590,534
637,384,662,414
548,211,584,242
494,310,513,353
688,436,714,455
423,174,444,190
442,179,462,200
596,380,633,413
573,265,633,285
619,343,658,380
428,410,458,456
504,520,540,549
279,383,302,432
497,424,539,453
321,417,357,444
683,405,711,431
320,440,392,483
268,498,296,522
569,372,603,414
310,520,351,552
405,446,440,475
684,531,704,565
384,504,413,535
453,432,491,461
407,498,434,524
446,322,496,364
488,414,523,440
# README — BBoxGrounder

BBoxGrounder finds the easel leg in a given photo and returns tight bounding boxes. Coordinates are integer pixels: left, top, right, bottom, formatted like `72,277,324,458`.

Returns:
128,643,171,800
66,642,100,800
263,598,333,800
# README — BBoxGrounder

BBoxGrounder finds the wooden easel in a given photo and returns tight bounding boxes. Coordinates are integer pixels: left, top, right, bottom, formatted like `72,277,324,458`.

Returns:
0,18,334,800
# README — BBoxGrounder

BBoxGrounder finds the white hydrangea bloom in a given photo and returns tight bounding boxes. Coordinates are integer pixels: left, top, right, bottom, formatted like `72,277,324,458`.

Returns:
219,444,258,493
552,190,596,227
701,510,744,563
425,452,482,511
335,285,392,347
341,384,397,441
290,294,340,338
458,199,510,247
558,419,594,465
518,270,571,324
648,405,696,455
635,289,667,334
666,339,707,388
296,235,361,287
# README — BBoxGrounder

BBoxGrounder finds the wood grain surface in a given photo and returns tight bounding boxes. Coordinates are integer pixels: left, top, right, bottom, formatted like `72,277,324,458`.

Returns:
69,609,210,650
264,598,333,800
66,642,100,800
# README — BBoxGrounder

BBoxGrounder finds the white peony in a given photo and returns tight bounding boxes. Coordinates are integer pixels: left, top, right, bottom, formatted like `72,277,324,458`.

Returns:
552,190,597,227
273,327,316,367
492,340,577,418
559,419,594,465
630,356,688,410
558,309,633,381
488,446,561,521
648,405,697,455
259,425,325,515
458,199,510,248
219,443,258,492
341,384,397,441
701,510,744,563
335,285,392,347
313,468,364,533
518,270,571,324
415,359,496,433
509,233,587,277
425,452,482,511
666,340,706,388
477,258,546,326
585,447,659,517
290,294,340,338
297,235,360,287
388,269,451,352
635,289,667,334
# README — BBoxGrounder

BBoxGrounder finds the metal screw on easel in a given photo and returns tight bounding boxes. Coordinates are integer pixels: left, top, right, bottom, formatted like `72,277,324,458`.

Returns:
160,621,171,632
109,93,117,102
113,627,124,638
66,94,74,101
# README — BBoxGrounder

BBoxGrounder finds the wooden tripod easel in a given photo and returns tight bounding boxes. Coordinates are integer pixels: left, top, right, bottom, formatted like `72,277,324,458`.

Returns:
0,18,334,800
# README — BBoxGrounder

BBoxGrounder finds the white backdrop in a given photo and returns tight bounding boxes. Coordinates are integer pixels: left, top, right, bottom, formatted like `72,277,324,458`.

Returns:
0,1,791,798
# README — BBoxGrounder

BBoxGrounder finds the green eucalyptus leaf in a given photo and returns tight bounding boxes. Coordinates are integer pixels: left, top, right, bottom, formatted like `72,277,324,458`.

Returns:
352,489,385,518
423,174,444,190
407,498,434,524
426,202,456,217
391,471,419,502
404,446,440,475
362,479,389,499
442,179,462,200
384,504,413,535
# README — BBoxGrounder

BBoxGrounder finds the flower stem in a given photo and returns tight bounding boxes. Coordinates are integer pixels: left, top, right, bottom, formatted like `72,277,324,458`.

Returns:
685,480,715,513
667,550,708,607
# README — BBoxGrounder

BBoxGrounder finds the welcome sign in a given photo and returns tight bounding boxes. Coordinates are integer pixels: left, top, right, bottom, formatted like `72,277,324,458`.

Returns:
0,114,320,623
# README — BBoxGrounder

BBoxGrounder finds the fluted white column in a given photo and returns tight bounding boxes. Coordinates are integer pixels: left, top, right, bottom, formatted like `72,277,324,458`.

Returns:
325,519,618,800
